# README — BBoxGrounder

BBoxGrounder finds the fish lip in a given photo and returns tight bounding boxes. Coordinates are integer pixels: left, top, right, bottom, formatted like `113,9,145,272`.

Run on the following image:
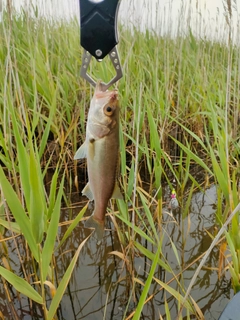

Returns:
95,90,118,101
109,92,118,102
95,81,118,101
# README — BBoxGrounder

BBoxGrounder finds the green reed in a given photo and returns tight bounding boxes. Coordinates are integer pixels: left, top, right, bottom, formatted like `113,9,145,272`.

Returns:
0,1,240,319
0,9,90,319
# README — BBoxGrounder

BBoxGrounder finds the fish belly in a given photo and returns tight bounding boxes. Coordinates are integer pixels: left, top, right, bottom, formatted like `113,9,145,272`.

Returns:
86,133,119,235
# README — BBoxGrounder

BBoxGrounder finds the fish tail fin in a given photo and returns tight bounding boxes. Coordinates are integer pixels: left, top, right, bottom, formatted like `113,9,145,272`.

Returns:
85,216,105,241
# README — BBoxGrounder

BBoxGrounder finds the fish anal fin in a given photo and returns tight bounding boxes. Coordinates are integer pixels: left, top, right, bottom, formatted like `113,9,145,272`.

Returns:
85,215,105,240
82,182,94,201
112,183,123,199
74,141,87,159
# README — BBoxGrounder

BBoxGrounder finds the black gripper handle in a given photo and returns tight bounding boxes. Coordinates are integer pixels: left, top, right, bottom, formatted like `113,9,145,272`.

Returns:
79,0,120,60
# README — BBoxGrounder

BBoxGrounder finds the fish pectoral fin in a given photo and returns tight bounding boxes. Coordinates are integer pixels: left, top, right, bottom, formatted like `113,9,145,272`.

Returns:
111,183,123,200
82,182,94,201
74,141,87,159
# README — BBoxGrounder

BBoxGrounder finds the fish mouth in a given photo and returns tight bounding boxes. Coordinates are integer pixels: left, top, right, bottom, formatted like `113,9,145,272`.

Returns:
95,90,118,101
109,92,118,103
95,81,118,101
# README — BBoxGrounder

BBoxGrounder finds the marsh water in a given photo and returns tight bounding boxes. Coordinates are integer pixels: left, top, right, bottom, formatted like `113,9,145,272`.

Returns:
0,185,233,319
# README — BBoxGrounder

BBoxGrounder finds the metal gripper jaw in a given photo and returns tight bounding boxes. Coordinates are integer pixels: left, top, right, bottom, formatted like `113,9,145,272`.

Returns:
79,0,123,91
80,47,122,91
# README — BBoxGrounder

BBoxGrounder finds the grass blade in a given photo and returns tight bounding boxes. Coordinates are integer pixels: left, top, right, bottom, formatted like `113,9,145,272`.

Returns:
29,148,45,244
0,267,43,305
134,241,170,272
41,174,65,281
0,166,39,261
47,233,92,320
154,277,194,313
116,210,155,245
57,203,88,249
132,242,161,320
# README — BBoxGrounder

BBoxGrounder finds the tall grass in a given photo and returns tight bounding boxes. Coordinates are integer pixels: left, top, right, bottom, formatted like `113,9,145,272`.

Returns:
0,1,239,319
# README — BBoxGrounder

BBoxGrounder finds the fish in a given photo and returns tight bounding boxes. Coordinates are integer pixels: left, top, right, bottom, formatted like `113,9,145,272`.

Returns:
74,82,123,240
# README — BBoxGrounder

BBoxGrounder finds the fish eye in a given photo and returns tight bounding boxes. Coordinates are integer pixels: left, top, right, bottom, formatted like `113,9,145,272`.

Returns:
104,105,115,116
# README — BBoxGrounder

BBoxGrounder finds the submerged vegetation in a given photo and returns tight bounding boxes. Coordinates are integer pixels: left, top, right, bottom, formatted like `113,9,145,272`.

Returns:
0,1,240,319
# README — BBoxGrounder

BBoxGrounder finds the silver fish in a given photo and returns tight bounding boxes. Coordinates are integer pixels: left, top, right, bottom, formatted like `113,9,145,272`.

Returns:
74,82,122,240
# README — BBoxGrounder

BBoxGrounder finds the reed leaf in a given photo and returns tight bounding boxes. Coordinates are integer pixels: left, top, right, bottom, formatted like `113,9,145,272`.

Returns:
47,233,92,320
29,147,45,244
225,230,239,281
0,166,39,261
41,174,65,281
0,267,43,305
7,94,31,210
137,189,159,242
165,298,171,320
153,277,194,314
47,165,60,220
182,183,195,219
116,211,154,245
57,203,88,248
0,219,20,234
38,87,58,159
132,242,161,320
171,137,211,174
134,241,170,272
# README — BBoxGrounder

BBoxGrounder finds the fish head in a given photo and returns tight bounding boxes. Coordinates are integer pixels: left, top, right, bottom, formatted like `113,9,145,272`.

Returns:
87,82,119,139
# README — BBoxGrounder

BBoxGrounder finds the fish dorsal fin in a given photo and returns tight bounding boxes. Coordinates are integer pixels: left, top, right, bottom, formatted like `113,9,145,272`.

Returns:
74,141,87,159
112,183,123,200
82,182,94,201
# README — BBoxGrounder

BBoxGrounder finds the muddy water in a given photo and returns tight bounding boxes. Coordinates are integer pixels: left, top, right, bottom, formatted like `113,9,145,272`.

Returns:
0,185,232,319
56,185,232,320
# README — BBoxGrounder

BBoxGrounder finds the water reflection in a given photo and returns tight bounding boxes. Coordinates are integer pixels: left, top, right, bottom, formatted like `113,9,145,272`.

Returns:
0,185,233,319
53,185,232,320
